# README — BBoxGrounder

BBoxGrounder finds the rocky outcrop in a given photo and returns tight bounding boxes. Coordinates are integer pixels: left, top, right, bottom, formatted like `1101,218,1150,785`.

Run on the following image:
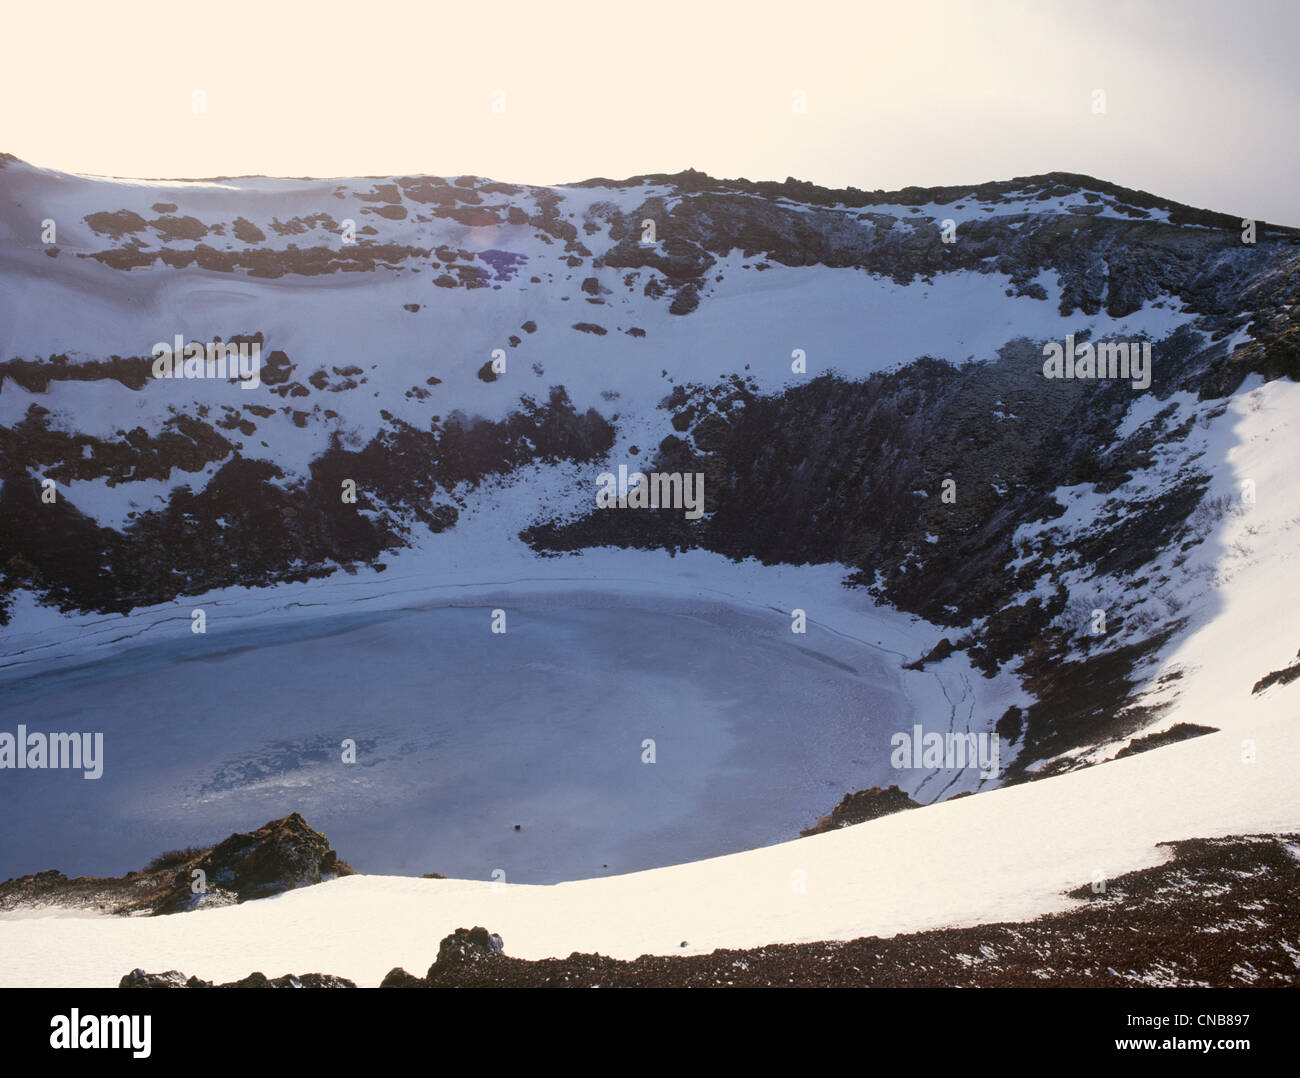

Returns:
135,813,354,916
119,970,193,988
800,785,922,836
0,382,613,622
426,926,505,981
1112,722,1218,759
379,927,506,987
1,813,353,917
1251,648,1300,695
119,968,355,988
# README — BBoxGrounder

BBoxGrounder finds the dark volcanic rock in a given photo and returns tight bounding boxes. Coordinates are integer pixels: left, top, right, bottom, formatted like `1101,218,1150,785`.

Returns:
119,969,190,988
668,283,701,315
121,813,354,916
227,972,355,988
1113,722,1218,759
800,784,922,836
290,973,356,988
425,926,505,983
377,927,508,987
904,636,956,669
1251,649,1300,695
0,864,175,917
121,968,353,988
1,813,352,918
0,378,612,623
232,216,266,243
84,209,147,237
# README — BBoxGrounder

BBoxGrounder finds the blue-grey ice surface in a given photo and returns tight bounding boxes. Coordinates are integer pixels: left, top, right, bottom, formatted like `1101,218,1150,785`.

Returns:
0,595,910,883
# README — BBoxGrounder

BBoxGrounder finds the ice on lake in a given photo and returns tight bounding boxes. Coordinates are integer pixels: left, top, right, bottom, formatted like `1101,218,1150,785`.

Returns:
0,593,914,883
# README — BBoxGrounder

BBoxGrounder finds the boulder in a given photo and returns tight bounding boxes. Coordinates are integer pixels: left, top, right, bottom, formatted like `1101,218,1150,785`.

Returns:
426,926,505,983
145,813,354,915
118,968,189,988
379,967,426,988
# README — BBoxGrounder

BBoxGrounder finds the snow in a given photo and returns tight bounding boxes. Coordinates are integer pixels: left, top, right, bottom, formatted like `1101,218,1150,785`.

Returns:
55,469,221,531
1,155,1201,494
841,187,1176,227
1117,377,1300,736
1011,374,1300,749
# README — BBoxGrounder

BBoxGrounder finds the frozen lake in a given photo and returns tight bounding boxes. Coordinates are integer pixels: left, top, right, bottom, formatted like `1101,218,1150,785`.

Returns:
0,593,915,883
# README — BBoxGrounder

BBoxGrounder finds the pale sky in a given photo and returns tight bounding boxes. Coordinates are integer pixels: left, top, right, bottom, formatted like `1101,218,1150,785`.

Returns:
4,0,1296,223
